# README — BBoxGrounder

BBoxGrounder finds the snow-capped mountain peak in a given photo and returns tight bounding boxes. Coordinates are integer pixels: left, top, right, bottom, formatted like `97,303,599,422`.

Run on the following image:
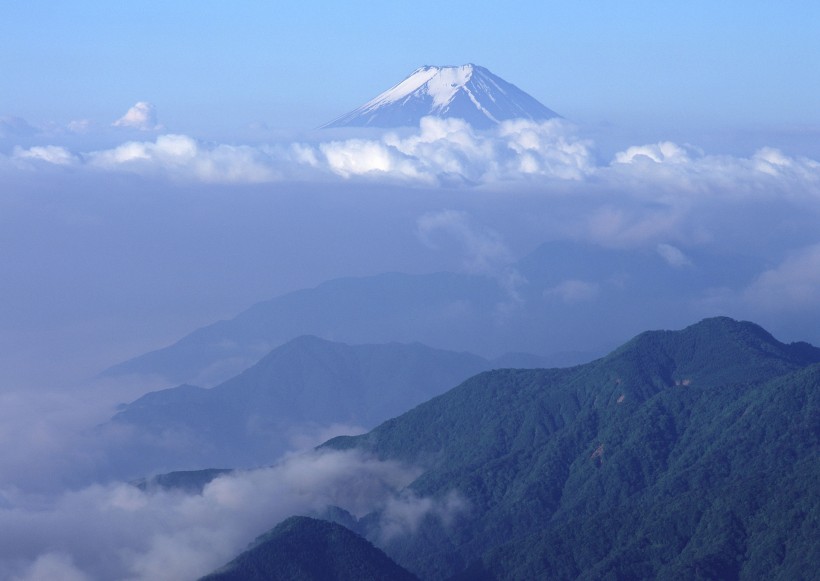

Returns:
323,64,560,129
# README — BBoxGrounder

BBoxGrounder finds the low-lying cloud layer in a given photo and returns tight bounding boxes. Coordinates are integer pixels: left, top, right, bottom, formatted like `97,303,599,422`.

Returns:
6,117,595,184
5,117,820,196
0,449,463,581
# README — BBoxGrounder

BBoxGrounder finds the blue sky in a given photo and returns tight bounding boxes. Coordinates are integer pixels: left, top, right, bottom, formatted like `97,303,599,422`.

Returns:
3,1,819,138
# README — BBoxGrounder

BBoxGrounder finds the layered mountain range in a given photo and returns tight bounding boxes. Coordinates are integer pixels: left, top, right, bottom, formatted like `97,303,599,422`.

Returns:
194,317,820,579
102,336,505,476
103,240,762,388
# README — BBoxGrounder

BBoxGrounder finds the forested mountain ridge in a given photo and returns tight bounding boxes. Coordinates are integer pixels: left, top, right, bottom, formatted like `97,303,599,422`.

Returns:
322,317,820,579
201,516,418,581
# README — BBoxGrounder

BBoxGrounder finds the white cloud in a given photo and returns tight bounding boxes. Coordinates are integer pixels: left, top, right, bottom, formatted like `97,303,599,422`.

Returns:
608,142,820,199
752,147,820,182
544,279,600,303
329,116,593,183
656,243,692,267
0,448,458,581
498,118,593,179
67,119,94,134
11,553,91,581
113,102,162,131
320,138,424,181
416,210,526,316
88,134,278,183
417,210,513,274
13,145,78,166
62,117,591,185
578,206,684,248
742,243,820,310
2,120,820,198
614,141,693,165
379,490,468,543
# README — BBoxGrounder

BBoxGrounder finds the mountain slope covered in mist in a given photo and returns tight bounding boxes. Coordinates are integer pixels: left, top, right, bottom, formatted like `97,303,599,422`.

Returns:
315,317,820,579
103,241,761,388
101,335,495,476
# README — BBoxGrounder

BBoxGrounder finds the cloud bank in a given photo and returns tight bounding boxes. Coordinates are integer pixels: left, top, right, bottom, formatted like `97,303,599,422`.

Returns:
4,117,819,203
0,449,463,581
88,134,277,182
4,118,595,184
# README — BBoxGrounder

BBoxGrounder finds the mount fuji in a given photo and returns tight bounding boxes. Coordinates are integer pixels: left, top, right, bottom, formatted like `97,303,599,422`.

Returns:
322,64,560,129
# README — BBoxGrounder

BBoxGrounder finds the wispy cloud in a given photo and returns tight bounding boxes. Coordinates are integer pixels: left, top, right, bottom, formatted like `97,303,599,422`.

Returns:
544,279,600,304
113,102,163,132
0,448,461,581
742,243,820,311
13,145,78,166
11,553,91,581
416,209,527,317
416,209,513,274
656,243,692,267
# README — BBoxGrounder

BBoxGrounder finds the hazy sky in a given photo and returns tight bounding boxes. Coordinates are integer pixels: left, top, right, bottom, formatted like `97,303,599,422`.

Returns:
2,1,820,140
1,1,819,382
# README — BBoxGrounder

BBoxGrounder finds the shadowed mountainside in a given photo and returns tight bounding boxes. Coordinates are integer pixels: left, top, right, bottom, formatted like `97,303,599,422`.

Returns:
101,336,500,477
316,317,820,579
200,516,418,581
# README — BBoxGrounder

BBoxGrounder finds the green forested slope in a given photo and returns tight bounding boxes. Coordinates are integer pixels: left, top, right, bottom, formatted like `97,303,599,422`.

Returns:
200,516,418,581
325,317,820,580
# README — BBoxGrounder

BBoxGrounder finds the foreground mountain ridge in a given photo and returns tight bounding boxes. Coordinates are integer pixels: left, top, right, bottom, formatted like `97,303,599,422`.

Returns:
322,63,560,129
312,317,820,579
193,317,820,579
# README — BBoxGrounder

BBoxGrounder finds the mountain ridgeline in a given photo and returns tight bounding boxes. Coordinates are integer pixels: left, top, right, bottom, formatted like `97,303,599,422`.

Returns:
201,516,418,581
103,336,551,477
103,240,762,388
322,64,560,129
309,317,820,579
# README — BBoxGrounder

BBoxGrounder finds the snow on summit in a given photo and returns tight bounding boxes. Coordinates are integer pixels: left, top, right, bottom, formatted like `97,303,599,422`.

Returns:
323,64,560,129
